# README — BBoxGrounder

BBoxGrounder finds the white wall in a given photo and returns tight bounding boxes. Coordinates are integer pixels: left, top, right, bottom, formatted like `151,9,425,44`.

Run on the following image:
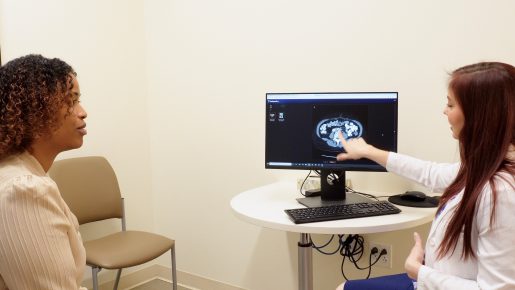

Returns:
2,0,515,289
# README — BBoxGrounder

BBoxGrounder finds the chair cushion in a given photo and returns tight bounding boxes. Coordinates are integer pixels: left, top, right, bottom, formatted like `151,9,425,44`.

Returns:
84,231,174,269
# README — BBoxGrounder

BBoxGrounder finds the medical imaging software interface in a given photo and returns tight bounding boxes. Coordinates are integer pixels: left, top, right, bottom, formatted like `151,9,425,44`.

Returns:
265,92,398,170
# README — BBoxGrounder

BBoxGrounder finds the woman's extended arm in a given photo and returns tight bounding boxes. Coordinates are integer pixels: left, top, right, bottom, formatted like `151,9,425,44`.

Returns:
337,131,458,192
336,131,389,167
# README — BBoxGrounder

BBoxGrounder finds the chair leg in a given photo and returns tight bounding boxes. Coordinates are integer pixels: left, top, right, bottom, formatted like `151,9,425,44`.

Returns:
113,268,122,290
171,246,177,290
92,267,100,290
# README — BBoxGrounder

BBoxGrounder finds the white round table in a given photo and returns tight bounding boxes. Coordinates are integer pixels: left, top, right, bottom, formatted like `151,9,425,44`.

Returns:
231,181,436,290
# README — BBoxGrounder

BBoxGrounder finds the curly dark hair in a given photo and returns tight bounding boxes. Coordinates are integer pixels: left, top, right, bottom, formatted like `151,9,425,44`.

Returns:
0,54,77,159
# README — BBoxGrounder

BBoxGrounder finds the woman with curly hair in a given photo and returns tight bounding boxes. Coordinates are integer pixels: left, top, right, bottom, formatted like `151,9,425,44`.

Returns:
336,62,515,290
0,54,88,290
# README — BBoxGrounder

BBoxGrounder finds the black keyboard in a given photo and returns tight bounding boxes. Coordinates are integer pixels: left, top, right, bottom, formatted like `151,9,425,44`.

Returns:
285,201,401,224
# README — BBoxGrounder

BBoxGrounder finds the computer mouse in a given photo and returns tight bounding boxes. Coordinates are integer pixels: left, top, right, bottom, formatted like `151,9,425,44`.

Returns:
399,191,427,202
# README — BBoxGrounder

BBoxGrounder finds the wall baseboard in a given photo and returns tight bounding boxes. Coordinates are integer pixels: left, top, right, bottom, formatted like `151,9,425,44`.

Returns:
82,264,245,290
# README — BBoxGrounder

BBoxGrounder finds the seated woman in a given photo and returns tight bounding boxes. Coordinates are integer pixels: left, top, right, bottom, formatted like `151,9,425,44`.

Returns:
0,54,88,289
336,62,515,290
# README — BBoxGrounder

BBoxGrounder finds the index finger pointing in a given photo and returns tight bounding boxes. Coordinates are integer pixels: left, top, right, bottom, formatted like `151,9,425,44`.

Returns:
338,130,347,147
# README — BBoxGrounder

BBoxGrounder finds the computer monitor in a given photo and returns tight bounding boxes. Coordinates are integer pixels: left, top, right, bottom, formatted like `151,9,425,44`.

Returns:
265,92,398,207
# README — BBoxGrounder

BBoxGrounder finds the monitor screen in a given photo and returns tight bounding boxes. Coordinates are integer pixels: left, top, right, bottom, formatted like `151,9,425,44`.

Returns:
265,92,398,171
265,92,398,207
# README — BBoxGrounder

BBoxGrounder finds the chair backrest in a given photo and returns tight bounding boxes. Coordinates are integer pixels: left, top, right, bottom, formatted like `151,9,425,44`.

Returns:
48,156,123,225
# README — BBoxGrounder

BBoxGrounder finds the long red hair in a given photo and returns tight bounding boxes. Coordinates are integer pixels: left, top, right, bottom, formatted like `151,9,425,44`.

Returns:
437,62,515,260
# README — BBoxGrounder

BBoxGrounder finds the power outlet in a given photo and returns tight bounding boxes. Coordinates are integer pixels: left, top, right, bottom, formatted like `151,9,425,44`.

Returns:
370,242,392,268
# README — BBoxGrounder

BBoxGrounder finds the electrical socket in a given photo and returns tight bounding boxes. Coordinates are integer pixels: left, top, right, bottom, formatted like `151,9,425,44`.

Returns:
370,242,392,268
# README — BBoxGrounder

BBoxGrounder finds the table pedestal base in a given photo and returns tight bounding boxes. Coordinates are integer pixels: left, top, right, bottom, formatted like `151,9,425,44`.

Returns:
298,233,313,290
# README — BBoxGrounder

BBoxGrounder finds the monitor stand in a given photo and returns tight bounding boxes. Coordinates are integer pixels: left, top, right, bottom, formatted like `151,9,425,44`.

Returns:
296,170,373,208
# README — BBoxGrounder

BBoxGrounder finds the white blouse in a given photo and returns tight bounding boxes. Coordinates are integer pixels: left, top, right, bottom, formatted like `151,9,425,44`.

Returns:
387,152,515,290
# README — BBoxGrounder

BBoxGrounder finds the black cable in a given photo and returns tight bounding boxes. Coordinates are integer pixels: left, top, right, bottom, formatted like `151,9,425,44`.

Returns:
338,235,386,280
364,249,375,279
338,235,362,279
349,246,385,278
309,233,387,280
340,253,351,281
299,170,320,196
345,186,379,201
311,235,341,255
299,170,311,197
339,235,364,262
301,181,390,280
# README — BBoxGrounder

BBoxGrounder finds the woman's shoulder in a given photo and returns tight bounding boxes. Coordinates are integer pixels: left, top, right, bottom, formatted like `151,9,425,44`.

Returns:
0,152,55,196
1,173,58,201
476,172,515,223
0,173,68,229
477,172,514,202
492,171,515,194
1,165,58,202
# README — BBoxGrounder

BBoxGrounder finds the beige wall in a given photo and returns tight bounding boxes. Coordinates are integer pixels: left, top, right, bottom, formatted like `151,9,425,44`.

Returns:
2,0,515,289
0,0,153,227
143,1,515,289
0,0,154,280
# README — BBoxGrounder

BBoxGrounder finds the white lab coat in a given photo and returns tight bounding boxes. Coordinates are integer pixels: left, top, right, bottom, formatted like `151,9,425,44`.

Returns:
387,153,515,290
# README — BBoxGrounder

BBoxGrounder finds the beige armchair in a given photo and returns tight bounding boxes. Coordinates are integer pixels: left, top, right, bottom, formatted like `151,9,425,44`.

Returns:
49,156,177,290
